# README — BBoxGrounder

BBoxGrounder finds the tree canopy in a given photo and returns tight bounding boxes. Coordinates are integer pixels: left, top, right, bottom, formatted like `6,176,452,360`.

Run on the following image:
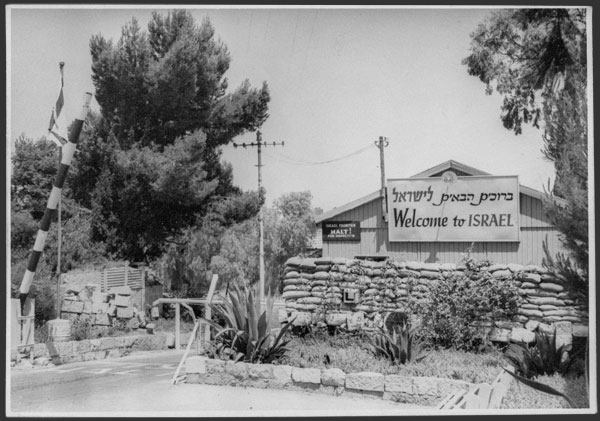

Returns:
464,8,588,285
67,10,271,261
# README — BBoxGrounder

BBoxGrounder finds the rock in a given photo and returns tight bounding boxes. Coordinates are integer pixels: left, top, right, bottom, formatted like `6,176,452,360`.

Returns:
151,306,160,319
384,374,413,394
290,312,312,326
146,323,156,334
33,356,50,367
61,300,84,314
271,365,293,387
321,368,345,387
185,356,207,374
510,327,536,344
110,285,132,296
346,372,384,392
291,367,321,384
247,363,272,380
573,324,588,337
114,294,130,307
412,376,438,395
525,320,540,331
325,313,347,326
489,328,511,342
346,311,365,331
554,321,573,350
538,323,554,335
116,307,134,319
127,318,140,329
93,312,111,326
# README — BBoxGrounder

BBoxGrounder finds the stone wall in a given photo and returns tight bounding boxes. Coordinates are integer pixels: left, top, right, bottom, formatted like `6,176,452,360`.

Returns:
185,356,474,406
279,257,588,344
61,284,147,330
12,332,192,367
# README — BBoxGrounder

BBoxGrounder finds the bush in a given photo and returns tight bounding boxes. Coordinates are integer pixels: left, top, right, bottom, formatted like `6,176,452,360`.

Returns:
504,330,584,379
204,284,294,364
70,317,93,341
413,260,521,352
366,321,428,365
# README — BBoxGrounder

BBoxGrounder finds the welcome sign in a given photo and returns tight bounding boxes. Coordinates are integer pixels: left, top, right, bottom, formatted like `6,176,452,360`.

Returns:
386,175,520,242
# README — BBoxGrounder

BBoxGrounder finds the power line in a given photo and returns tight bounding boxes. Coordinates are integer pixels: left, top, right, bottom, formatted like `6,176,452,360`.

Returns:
265,143,375,166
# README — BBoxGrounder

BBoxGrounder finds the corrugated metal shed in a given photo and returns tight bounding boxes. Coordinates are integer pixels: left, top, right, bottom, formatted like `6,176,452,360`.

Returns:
315,160,566,265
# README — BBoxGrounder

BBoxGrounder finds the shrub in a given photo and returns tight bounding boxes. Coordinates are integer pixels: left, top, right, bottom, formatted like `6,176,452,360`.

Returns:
70,317,93,341
504,330,583,379
204,284,294,364
413,260,521,352
366,321,428,365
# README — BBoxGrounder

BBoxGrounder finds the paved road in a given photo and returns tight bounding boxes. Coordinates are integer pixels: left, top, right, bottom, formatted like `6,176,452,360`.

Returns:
9,350,430,416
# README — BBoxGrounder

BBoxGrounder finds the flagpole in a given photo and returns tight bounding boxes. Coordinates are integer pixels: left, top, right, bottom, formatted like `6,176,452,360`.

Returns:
57,148,62,318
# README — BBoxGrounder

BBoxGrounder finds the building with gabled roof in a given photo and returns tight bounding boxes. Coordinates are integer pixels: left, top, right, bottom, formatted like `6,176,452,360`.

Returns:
315,160,566,265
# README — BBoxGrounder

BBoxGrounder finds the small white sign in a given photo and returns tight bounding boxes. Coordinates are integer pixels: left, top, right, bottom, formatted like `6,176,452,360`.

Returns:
386,175,520,242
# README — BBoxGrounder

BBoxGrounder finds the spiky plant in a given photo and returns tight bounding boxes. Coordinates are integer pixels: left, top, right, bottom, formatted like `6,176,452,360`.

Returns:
367,320,428,365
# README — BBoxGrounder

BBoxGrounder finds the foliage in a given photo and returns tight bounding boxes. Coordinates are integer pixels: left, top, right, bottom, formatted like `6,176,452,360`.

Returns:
264,191,317,293
10,206,39,251
11,135,60,219
413,260,521,352
463,8,586,135
90,10,269,149
76,10,270,262
464,8,588,295
70,317,94,341
502,368,576,408
153,191,262,294
11,255,58,325
542,238,587,303
366,321,428,365
504,330,583,379
285,329,505,383
205,284,294,364
501,371,588,409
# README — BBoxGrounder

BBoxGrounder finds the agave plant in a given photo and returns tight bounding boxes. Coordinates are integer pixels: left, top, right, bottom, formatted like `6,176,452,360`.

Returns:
367,320,428,365
203,283,295,364
504,330,576,378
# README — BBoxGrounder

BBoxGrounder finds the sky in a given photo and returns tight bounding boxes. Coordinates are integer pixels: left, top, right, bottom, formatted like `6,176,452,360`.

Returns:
7,5,558,212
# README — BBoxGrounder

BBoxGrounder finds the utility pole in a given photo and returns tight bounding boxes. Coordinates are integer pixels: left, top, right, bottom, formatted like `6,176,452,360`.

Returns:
233,131,284,306
375,136,389,222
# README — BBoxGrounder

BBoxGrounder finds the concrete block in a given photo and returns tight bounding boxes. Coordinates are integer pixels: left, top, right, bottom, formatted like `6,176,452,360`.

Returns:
206,359,226,374
73,339,91,354
46,341,74,357
488,328,511,342
525,320,540,331
110,285,131,296
33,356,50,367
270,365,293,387
106,348,122,358
384,375,413,394
92,302,110,314
81,301,93,314
90,339,102,351
224,361,249,380
346,311,365,331
321,368,345,387
32,343,50,358
325,313,347,326
346,372,384,392
291,367,321,384
554,321,573,350
412,376,438,396
146,323,156,334
510,327,536,344
290,312,312,326
247,363,273,379
186,356,207,374
61,300,84,314
165,333,176,349
573,324,589,337
116,307,134,319
94,312,111,326
107,304,117,316
114,295,130,308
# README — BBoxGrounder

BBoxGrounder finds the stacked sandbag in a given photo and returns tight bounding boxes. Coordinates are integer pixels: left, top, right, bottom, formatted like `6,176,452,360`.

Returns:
279,257,588,333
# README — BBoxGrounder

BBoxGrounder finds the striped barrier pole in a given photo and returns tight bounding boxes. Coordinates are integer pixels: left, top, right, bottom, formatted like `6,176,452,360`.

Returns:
18,92,93,308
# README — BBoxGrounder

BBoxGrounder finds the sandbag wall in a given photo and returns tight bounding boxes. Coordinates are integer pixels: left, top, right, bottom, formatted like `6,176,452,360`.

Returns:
280,257,588,332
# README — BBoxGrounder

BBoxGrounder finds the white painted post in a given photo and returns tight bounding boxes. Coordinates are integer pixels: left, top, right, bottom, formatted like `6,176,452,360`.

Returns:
175,303,181,350
203,274,219,346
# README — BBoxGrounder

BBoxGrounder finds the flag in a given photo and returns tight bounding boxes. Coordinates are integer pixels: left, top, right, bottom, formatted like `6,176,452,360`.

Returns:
48,62,67,147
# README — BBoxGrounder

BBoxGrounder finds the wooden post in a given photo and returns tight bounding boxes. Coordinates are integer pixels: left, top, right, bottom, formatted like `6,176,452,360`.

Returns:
175,302,181,350
203,274,219,347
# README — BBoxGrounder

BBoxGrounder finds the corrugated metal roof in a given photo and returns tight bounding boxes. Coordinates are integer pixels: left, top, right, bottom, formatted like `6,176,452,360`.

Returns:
315,160,565,223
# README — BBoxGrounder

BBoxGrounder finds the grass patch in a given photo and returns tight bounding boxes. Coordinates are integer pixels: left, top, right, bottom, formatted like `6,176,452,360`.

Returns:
502,372,589,409
282,330,505,384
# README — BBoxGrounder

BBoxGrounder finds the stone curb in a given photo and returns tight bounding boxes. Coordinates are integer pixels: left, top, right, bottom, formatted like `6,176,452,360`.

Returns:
185,356,473,406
